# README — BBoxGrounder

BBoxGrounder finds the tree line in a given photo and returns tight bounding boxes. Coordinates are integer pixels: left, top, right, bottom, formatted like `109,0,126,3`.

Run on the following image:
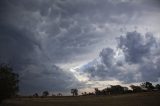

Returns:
81,82,160,96
32,82,160,97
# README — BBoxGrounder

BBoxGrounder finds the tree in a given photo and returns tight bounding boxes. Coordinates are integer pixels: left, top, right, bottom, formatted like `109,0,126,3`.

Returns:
155,84,160,90
81,92,87,96
0,64,19,103
94,88,100,95
42,91,49,97
141,82,154,91
33,93,39,97
106,85,125,94
130,85,142,92
71,89,78,96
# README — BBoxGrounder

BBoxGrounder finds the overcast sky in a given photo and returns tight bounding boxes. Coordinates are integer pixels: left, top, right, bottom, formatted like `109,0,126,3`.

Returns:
0,0,160,95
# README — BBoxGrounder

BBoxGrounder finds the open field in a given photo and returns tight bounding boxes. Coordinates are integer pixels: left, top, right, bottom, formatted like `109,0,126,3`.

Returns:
1,92,160,106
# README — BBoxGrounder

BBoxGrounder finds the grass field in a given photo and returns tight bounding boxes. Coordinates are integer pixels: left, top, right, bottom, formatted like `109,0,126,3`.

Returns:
1,92,160,106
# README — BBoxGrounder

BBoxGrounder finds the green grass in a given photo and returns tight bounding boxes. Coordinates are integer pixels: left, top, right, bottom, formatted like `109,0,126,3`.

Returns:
2,92,160,106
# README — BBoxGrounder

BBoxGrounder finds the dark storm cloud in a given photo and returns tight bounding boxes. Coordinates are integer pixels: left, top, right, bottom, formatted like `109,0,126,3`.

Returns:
80,31,160,83
38,0,150,63
1,0,155,64
0,0,85,94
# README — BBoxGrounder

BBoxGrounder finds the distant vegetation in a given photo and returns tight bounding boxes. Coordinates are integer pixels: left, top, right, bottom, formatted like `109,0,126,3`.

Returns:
81,82,160,96
42,91,49,97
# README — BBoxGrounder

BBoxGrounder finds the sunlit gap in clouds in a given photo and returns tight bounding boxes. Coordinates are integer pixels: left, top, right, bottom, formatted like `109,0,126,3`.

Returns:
70,65,89,82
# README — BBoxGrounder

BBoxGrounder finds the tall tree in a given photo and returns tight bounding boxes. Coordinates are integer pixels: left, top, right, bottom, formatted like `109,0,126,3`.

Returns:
107,85,125,94
33,93,39,97
95,88,101,95
42,91,49,97
130,85,142,92
141,82,154,91
155,84,160,90
0,64,19,103
71,89,78,96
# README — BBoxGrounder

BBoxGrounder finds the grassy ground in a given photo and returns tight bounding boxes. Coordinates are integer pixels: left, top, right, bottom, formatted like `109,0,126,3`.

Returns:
1,92,160,106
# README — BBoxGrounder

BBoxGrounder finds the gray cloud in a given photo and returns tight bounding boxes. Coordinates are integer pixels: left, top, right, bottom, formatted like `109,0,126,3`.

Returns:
79,31,160,83
117,31,157,64
99,48,114,67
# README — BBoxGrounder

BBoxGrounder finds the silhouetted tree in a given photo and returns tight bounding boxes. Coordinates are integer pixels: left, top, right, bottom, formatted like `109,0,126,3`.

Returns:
130,85,142,92
82,92,87,96
88,92,94,96
33,93,39,97
141,82,154,91
155,84,160,90
84,92,87,95
42,91,49,97
71,89,78,96
0,64,19,103
106,85,125,94
95,88,101,95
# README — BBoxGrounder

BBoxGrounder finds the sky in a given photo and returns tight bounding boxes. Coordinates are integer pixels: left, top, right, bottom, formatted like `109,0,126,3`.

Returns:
0,0,160,95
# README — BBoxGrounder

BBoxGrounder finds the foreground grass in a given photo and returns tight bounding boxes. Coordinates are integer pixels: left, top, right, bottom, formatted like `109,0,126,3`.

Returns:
2,92,160,106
